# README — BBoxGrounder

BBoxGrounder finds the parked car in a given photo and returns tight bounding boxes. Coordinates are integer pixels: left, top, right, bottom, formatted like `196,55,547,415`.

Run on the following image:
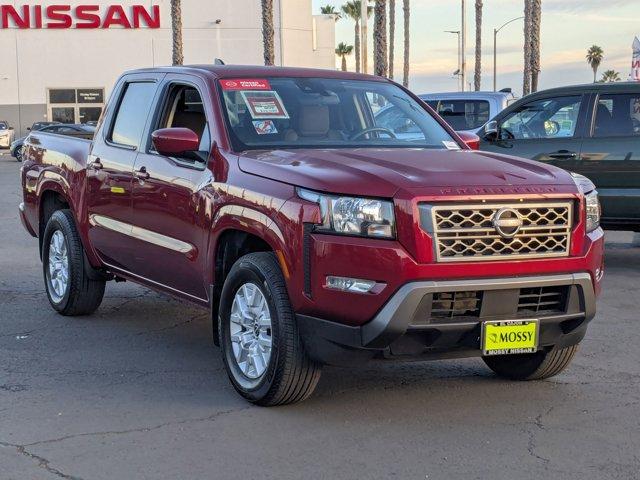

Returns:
0,120,15,148
419,90,517,134
19,66,603,406
478,82,640,232
28,121,61,132
11,124,95,161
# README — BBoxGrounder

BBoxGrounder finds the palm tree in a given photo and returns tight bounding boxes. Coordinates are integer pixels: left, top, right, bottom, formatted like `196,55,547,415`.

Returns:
402,0,410,87
388,0,396,79
586,45,604,83
373,0,388,77
341,1,373,74
523,0,532,95
261,0,275,65
336,42,354,71
170,0,183,65
530,0,541,92
320,5,341,21
600,69,621,82
474,0,482,91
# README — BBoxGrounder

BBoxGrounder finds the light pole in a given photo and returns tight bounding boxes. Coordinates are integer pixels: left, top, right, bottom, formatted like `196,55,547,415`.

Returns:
493,16,524,91
445,30,461,91
461,0,466,92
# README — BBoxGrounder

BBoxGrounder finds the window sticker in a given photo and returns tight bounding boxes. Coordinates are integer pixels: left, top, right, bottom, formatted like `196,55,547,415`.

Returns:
220,79,271,91
253,120,278,135
240,90,290,119
443,140,460,150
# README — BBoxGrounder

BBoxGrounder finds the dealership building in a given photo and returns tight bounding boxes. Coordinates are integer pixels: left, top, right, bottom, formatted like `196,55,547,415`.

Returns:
0,1,336,136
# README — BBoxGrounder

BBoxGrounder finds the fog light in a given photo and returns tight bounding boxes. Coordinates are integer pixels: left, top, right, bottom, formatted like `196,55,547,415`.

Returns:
325,276,376,294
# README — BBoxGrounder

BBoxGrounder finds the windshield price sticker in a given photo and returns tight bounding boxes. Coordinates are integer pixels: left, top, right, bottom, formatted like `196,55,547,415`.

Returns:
220,79,271,91
241,90,290,119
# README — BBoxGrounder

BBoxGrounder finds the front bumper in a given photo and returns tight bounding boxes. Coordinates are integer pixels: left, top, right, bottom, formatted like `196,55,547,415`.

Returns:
297,273,596,365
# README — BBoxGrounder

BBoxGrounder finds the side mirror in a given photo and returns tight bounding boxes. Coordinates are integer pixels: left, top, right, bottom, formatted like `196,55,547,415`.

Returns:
483,120,499,141
456,131,480,150
151,128,200,157
27,127,31,131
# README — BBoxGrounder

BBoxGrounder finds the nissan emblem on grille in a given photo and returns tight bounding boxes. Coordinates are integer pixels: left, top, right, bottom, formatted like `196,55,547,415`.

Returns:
423,202,573,262
492,208,523,238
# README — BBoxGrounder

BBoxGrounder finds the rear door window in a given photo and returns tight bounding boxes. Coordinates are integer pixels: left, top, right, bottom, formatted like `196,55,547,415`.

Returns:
593,93,640,137
433,100,490,130
110,82,157,147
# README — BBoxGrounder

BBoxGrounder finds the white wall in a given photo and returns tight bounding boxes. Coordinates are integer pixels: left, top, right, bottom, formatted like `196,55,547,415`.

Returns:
0,0,335,108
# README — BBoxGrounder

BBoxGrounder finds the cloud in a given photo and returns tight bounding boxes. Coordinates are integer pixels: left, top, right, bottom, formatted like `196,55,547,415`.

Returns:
544,0,637,13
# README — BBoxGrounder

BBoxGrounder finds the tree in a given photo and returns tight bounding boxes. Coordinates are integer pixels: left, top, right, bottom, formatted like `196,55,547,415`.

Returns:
170,0,183,65
523,0,532,95
388,0,396,79
373,0,388,77
402,0,410,87
586,45,604,83
262,0,275,66
474,0,482,91
530,0,541,92
336,42,354,71
600,69,621,82
342,1,372,74
320,4,341,21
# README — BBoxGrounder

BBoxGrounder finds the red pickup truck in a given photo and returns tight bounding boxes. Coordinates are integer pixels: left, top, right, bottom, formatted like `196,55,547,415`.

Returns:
19,66,604,405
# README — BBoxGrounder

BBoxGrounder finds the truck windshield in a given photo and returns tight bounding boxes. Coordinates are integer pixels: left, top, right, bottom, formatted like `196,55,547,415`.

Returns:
219,77,457,151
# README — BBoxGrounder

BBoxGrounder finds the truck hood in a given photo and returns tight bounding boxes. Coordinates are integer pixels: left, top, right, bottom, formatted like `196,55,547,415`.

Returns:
238,148,577,198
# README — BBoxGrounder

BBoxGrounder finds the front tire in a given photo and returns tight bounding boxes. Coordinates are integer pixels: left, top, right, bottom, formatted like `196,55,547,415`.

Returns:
218,252,321,406
42,209,105,316
483,345,578,380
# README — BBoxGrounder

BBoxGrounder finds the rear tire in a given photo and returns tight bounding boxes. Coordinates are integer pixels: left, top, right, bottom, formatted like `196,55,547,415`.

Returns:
42,209,105,316
218,252,321,406
483,345,578,380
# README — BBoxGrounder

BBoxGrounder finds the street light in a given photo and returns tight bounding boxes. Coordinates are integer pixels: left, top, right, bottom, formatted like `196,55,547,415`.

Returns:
445,30,461,91
493,16,524,91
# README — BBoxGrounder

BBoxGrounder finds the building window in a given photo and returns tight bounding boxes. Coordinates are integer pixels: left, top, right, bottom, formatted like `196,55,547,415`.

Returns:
47,87,105,124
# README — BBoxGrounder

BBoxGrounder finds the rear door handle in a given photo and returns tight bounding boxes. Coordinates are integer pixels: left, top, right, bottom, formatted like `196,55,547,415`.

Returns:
135,166,150,180
548,151,577,159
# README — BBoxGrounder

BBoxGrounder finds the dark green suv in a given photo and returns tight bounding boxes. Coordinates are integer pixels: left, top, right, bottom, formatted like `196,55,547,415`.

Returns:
479,83,640,231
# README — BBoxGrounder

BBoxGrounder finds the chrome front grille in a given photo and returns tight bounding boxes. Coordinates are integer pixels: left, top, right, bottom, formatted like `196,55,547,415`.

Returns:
424,202,573,262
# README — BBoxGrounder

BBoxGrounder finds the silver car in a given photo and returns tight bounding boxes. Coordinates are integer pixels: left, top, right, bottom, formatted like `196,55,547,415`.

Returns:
419,90,517,134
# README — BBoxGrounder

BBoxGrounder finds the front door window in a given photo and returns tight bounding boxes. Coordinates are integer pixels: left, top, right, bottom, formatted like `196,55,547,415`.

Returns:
499,96,582,140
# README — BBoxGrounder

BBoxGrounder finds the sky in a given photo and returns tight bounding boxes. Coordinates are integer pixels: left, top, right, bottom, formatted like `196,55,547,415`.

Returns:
311,0,640,95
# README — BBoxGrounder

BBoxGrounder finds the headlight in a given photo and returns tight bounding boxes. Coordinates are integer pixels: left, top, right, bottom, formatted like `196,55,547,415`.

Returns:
570,172,600,233
585,190,600,233
297,188,395,238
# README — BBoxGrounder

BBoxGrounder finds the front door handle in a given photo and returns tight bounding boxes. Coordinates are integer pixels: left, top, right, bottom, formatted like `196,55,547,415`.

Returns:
89,158,103,170
135,166,150,180
548,150,577,159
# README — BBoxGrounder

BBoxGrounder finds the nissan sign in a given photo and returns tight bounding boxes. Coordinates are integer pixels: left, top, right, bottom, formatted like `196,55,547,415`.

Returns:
0,4,160,29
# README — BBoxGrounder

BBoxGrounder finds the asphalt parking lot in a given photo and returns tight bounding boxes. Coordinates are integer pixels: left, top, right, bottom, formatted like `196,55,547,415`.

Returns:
0,152,639,480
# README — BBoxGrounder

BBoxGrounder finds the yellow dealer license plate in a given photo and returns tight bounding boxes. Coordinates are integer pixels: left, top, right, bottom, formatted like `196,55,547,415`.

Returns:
482,320,539,356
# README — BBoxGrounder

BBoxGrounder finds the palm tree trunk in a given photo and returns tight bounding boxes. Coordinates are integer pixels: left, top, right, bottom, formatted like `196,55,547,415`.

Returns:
373,0,388,77
170,0,183,66
388,0,395,80
261,0,275,66
341,56,347,72
474,0,482,91
530,0,541,92
354,20,361,73
523,0,532,95
402,0,410,87
593,67,597,83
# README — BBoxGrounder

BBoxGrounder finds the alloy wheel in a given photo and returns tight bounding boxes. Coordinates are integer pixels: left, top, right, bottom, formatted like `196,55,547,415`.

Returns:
229,283,273,380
